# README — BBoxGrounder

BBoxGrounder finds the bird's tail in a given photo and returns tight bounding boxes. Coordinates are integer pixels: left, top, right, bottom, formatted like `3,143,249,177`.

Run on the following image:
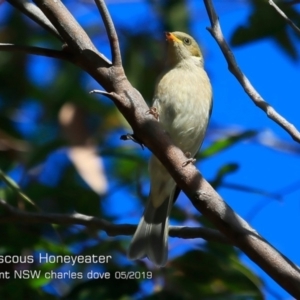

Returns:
127,191,174,267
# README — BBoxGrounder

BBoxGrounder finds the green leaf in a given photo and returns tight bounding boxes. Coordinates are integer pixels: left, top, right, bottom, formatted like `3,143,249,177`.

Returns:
200,131,257,159
211,163,239,188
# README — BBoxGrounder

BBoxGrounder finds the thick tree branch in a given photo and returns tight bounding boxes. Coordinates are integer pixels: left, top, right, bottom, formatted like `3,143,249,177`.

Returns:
203,0,300,144
6,0,63,41
0,43,73,61
6,0,300,297
269,0,300,35
0,199,228,243
32,0,112,71
94,0,122,66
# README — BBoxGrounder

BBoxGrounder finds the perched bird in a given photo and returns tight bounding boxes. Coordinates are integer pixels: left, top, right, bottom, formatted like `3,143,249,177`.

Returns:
128,31,213,267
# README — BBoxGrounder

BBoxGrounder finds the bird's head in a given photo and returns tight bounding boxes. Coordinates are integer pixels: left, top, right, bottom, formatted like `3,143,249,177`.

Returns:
165,31,203,67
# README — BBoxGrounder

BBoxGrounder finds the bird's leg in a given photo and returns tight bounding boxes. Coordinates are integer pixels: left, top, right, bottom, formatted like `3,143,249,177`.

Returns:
120,133,145,150
146,107,159,120
182,152,196,167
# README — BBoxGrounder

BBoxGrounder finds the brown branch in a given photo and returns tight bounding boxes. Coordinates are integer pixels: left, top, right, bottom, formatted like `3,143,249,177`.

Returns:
0,43,74,61
169,226,229,243
269,0,300,35
0,199,228,243
9,0,300,297
6,0,63,41
32,0,112,71
203,0,300,144
94,0,122,66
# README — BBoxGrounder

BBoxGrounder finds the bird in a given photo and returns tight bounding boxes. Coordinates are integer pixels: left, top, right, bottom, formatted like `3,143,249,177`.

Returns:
127,31,213,267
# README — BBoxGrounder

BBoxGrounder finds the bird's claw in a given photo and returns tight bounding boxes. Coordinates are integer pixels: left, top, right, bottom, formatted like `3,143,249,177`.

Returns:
182,152,196,167
146,107,159,120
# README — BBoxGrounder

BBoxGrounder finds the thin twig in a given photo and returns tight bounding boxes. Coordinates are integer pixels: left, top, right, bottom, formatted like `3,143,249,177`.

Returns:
203,0,300,143
6,0,63,41
90,89,124,102
221,182,282,201
0,43,73,61
246,179,300,222
0,169,36,208
269,0,300,35
94,0,122,66
0,199,228,243
33,0,112,70
0,169,65,244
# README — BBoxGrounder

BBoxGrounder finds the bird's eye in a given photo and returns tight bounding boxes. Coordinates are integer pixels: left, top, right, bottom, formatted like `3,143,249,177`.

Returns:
183,38,191,45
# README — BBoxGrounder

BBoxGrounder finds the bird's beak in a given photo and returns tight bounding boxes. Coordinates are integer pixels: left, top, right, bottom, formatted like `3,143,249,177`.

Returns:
165,32,182,43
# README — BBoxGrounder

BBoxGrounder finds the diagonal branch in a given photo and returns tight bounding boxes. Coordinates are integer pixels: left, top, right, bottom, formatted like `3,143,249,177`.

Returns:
0,43,74,61
94,0,122,66
6,0,63,41
269,0,300,35
203,0,300,144
0,199,228,243
32,0,113,89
